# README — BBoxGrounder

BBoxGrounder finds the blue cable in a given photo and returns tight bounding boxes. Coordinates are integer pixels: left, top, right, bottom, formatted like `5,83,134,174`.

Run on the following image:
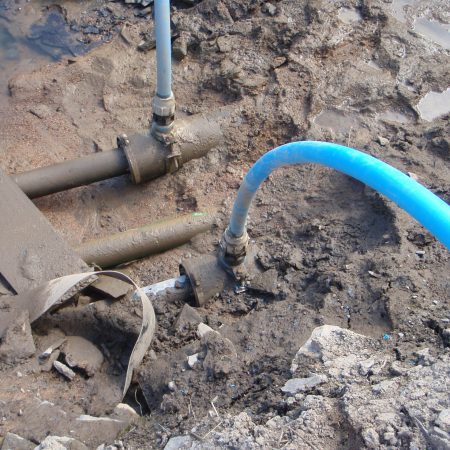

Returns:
154,0,172,98
229,141,450,249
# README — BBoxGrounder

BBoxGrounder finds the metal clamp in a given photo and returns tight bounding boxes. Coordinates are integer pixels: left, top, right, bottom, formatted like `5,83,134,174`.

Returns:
219,227,249,267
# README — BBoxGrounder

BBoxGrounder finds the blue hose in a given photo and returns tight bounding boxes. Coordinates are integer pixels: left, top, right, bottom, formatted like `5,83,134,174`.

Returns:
154,0,172,98
229,141,450,249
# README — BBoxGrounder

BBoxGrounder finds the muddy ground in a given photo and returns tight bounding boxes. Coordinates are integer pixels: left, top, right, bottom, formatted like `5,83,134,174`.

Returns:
0,0,449,449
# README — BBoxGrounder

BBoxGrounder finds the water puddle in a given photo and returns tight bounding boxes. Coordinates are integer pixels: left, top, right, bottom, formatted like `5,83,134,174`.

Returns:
0,2,102,108
376,110,412,124
413,17,450,50
314,109,358,133
338,8,362,24
417,88,450,122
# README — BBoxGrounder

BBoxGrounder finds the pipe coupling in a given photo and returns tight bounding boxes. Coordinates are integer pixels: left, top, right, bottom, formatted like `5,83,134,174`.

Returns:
220,227,249,267
152,93,176,137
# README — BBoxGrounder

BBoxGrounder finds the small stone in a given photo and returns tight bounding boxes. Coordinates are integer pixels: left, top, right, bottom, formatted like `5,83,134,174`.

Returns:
281,374,328,395
53,360,76,380
164,435,193,450
436,409,450,433
378,136,389,146
113,403,138,420
172,36,188,60
175,305,202,334
368,270,381,278
83,25,100,35
63,336,104,377
271,56,287,69
217,36,232,53
249,268,278,295
390,361,407,376
407,172,419,181
362,427,380,449
262,2,277,16
383,431,397,445
168,381,177,392
35,436,88,450
0,311,36,364
1,432,35,450
358,358,376,376
187,353,199,369
197,323,215,338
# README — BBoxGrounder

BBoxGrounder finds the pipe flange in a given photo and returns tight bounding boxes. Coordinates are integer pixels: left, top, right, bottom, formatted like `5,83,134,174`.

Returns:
220,227,249,267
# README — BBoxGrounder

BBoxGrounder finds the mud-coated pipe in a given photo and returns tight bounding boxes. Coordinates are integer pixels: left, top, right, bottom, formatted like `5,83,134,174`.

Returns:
75,211,216,268
13,113,223,199
14,149,129,199
228,141,450,249
154,0,172,99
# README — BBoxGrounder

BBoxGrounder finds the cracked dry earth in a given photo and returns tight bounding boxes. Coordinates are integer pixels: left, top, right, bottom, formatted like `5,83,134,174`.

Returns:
0,0,449,449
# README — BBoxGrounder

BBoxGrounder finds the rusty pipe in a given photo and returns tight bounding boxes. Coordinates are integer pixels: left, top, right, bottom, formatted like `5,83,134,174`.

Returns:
75,211,216,268
13,114,223,199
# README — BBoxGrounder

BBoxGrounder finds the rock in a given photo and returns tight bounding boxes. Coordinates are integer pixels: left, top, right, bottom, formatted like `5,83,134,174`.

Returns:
378,136,389,146
197,323,215,338
90,277,132,299
112,403,138,420
361,427,380,449
217,36,232,53
72,416,128,444
172,35,188,60
187,353,199,369
137,34,156,52
436,409,450,433
290,325,374,373
29,104,52,119
249,268,278,295
163,436,193,450
62,336,104,377
175,305,202,334
262,3,277,16
0,311,36,364
389,360,408,376
201,329,238,379
281,374,327,395
34,436,88,450
53,361,76,381
41,349,61,372
1,432,35,450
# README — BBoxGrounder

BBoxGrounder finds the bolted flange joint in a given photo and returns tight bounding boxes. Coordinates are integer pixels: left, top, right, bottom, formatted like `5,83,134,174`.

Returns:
152,93,176,138
219,227,249,268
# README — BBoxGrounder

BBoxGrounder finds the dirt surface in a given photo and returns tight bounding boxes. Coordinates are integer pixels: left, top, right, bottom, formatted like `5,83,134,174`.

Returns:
0,0,449,449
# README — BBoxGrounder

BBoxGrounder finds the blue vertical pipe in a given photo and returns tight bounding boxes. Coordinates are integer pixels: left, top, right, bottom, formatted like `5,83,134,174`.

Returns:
228,141,450,249
154,0,172,98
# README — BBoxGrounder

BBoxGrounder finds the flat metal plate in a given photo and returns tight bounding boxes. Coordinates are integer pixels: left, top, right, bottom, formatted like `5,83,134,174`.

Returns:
0,168,88,294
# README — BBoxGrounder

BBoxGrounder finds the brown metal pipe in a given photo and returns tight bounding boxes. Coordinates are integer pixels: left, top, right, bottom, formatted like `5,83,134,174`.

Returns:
13,149,129,199
12,113,223,199
180,254,232,306
75,211,216,268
